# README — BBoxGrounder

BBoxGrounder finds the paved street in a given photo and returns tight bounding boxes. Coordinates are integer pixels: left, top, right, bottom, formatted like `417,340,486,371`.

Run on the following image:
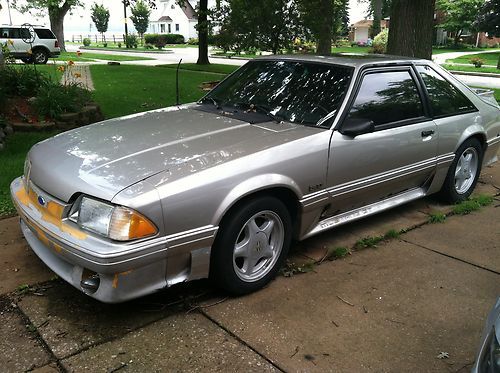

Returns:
0,153,498,372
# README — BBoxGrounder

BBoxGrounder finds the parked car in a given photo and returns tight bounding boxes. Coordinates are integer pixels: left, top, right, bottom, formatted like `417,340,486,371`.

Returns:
10,54,500,303
472,297,500,372
0,24,60,64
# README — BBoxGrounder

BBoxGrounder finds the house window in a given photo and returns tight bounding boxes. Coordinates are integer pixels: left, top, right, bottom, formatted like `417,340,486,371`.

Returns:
175,24,179,32
168,24,171,33
160,24,165,33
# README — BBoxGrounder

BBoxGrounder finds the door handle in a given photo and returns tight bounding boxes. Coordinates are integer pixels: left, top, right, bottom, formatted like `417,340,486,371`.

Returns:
421,130,435,137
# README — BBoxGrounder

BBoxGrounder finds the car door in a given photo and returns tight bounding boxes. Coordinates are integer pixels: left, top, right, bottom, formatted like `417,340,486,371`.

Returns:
324,66,438,215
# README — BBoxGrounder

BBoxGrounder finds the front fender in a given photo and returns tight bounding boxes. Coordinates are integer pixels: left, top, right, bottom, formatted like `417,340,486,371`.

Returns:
212,173,302,226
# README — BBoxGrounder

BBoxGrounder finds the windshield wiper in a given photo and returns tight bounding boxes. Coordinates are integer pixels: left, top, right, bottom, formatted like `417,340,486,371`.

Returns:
245,104,283,124
199,96,222,110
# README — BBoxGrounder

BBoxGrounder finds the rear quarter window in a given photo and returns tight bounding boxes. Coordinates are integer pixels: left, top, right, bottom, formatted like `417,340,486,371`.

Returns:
35,28,56,39
416,65,476,118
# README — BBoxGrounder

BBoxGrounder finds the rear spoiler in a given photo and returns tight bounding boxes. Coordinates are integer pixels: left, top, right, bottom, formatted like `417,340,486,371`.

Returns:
471,88,499,108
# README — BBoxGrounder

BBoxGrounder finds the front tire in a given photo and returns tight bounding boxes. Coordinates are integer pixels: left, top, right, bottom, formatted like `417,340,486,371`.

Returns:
210,196,292,295
439,138,483,203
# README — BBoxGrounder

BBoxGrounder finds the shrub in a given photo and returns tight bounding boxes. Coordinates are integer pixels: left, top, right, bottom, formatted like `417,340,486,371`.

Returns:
125,34,138,49
144,33,185,46
470,57,484,68
16,67,50,96
103,42,108,48
334,38,351,48
117,42,122,48
144,43,154,49
372,29,388,54
187,38,198,45
34,81,91,119
83,38,91,47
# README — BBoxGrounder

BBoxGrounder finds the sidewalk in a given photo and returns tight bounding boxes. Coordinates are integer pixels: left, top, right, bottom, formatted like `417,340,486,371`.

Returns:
0,158,499,372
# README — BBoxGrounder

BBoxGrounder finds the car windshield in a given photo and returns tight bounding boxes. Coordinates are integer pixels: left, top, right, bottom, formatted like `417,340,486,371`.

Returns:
201,60,353,126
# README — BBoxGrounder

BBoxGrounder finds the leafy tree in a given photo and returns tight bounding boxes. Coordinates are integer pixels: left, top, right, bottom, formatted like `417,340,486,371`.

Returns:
436,0,485,46
122,0,156,38
474,0,500,68
130,0,151,42
11,0,83,52
297,0,348,55
91,3,110,41
213,0,301,55
386,0,436,59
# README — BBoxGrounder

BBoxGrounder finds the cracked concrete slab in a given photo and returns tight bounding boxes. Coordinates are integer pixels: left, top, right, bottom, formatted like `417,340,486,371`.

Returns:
61,312,277,372
0,301,51,372
17,279,211,359
404,205,500,273
0,217,54,295
203,239,499,372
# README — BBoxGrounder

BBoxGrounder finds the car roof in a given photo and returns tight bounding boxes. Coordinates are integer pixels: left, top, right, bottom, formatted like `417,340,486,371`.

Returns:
255,53,428,68
1,24,48,28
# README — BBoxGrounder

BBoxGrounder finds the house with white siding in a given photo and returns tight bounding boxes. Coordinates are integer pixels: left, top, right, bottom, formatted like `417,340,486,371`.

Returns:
148,0,216,42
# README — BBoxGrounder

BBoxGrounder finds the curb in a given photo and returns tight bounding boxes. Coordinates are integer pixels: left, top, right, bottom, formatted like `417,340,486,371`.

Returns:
450,70,500,78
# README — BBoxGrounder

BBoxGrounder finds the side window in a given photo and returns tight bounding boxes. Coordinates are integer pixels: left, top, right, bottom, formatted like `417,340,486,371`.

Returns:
416,65,476,117
0,28,10,38
35,28,56,39
10,28,21,39
347,70,425,127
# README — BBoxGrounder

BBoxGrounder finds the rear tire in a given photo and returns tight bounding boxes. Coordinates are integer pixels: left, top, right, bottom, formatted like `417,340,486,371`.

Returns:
32,48,49,64
439,138,483,203
210,196,292,295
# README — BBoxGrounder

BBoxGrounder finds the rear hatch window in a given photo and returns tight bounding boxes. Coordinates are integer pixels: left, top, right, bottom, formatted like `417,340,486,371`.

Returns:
35,28,56,39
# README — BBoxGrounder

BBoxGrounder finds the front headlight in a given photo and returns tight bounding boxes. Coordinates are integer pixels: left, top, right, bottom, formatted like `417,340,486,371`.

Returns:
70,196,158,241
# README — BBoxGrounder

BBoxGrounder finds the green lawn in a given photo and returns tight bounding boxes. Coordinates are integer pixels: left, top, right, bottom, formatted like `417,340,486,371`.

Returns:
0,131,59,216
90,64,229,118
158,63,238,75
442,64,500,75
447,52,500,65
55,51,154,62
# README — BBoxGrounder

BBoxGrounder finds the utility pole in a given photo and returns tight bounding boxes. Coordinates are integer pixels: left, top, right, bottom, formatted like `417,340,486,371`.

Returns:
123,0,129,39
6,0,13,25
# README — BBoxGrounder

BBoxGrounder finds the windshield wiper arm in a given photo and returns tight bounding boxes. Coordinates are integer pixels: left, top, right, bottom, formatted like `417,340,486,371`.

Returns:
246,104,283,123
199,97,222,110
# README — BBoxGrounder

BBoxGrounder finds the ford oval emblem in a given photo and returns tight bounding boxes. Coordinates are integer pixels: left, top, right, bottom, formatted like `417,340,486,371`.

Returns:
38,196,46,207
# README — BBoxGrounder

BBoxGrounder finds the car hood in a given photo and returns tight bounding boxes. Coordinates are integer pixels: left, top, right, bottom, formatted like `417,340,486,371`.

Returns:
28,104,318,202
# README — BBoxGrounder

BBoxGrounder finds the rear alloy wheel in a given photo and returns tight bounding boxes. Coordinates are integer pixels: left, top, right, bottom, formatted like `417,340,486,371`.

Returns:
439,138,483,203
210,197,291,295
32,49,49,64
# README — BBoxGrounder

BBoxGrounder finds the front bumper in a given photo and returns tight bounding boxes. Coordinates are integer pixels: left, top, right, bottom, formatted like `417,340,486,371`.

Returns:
10,177,217,303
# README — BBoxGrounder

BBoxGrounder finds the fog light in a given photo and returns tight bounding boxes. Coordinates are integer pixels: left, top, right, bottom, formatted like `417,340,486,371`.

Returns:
81,269,100,294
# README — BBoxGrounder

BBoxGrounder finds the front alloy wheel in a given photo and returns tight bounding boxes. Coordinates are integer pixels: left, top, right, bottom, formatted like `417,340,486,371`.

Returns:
211,196,291,295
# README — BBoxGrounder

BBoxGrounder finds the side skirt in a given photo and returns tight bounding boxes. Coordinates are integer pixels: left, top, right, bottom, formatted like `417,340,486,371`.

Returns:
301,188,426,240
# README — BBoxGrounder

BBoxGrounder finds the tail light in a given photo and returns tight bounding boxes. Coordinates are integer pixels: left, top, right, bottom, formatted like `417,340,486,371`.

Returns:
55,40,59,48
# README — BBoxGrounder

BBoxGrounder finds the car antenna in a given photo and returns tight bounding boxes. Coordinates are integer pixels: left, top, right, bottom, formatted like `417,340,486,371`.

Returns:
176,58,182,106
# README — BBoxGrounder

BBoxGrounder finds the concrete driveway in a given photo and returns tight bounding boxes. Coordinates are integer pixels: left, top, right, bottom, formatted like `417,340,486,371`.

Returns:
0,152,499,372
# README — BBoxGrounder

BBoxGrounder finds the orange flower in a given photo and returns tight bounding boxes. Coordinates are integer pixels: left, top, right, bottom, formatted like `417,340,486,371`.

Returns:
74,72,82,78
68,60,75,66
57,66,65,72
76,50,82,57
7,39,14,46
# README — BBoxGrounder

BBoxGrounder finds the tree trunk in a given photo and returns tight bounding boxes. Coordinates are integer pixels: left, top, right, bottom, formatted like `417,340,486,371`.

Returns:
316,0,333,55
197,0,210,65
386,0,436,60
371,0,382,38
48,2,71,52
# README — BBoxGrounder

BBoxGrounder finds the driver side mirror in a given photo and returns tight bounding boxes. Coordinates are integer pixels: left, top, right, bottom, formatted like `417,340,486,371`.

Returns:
340,117,375,137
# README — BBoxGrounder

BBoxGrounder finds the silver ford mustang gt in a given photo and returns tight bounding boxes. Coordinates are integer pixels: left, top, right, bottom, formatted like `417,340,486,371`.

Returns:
11,54,500,303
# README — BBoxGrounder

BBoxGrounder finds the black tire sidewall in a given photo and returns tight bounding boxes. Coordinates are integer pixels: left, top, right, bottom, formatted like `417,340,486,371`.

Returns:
441,138,483,203
33,49,48,64
210,196,292,295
